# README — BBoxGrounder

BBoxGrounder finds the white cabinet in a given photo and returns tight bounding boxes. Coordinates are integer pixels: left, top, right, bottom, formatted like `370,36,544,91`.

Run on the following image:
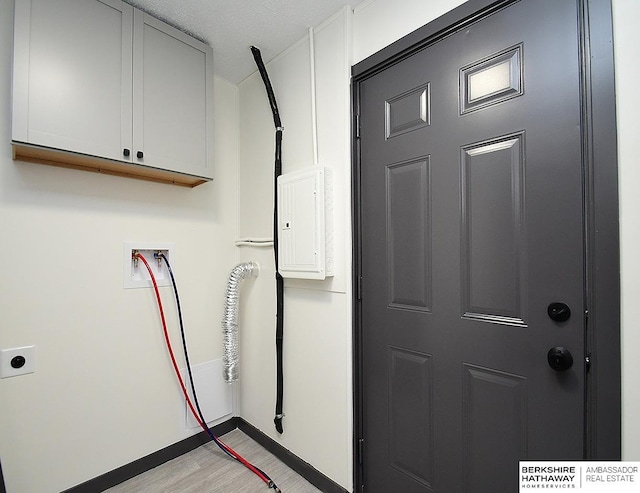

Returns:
12,0,132,162
132,10,213,179
12,0,214,186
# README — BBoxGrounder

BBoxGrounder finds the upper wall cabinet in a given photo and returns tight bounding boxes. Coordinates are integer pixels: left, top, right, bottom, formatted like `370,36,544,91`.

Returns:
11,0,214,187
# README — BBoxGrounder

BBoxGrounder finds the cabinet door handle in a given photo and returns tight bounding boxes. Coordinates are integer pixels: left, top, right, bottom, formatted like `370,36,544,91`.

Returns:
123,148,130,157
137,151,144,159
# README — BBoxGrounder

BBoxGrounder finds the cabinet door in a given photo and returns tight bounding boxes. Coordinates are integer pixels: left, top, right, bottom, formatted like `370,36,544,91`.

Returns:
132,10,214,179
12,0,133,161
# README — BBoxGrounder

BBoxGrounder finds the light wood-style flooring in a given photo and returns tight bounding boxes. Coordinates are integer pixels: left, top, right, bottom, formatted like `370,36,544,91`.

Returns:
103,430,323,493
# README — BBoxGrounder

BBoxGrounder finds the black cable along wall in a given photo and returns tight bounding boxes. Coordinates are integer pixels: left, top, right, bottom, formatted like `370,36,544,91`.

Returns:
250,46,286,435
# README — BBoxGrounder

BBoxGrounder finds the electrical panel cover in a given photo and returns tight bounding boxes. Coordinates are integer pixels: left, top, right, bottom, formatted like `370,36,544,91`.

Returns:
277,166,333,280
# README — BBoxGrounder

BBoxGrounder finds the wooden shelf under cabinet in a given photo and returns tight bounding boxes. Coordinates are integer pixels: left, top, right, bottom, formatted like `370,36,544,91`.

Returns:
12,143,210,188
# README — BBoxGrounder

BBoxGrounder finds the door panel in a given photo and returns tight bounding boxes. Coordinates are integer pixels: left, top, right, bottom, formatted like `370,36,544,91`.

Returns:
358,1,585,491
387,157,432,311
389,347,434,488
461,133,525,325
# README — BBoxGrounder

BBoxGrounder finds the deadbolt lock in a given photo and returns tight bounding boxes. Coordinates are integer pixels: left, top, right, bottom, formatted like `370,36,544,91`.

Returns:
548,302,571,322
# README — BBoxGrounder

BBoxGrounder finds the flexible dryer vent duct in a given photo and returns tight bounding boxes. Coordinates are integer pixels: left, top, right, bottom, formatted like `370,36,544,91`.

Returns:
222,262,259,383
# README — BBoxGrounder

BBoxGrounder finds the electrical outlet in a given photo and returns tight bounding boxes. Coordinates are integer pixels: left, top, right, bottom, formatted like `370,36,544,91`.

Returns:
123,242,175,289
1,346,36,378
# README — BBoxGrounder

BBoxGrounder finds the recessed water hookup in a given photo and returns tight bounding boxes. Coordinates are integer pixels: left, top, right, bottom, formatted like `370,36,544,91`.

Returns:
123,242,175,289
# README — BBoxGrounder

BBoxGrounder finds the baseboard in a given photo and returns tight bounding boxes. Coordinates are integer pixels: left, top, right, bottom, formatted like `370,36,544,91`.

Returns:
62,416,349,493
0,459,6,493
237,418,349,493
62,417,240,493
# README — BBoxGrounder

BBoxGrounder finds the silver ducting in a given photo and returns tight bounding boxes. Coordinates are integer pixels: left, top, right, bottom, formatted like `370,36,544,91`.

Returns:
222,262,259,383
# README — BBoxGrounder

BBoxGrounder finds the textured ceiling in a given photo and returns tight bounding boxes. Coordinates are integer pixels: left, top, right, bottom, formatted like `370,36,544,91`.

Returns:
124,0,362,84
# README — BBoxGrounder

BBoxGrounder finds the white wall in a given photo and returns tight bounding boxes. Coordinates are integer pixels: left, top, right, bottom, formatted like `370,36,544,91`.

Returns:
0,0,241,490
237,7,354,489
612,0,640,462
352,0,465,62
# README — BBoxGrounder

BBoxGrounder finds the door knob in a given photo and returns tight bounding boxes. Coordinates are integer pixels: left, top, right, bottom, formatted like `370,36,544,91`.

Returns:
547,346,573,372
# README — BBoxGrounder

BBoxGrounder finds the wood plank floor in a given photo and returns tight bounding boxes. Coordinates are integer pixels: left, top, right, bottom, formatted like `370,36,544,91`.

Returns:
103,430,323,493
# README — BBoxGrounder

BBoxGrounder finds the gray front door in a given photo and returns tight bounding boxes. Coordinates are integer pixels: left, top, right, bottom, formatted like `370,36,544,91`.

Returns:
358,1,587,491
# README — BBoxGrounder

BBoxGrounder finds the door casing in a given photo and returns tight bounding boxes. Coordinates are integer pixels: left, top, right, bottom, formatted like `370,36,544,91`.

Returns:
351,0,620,489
